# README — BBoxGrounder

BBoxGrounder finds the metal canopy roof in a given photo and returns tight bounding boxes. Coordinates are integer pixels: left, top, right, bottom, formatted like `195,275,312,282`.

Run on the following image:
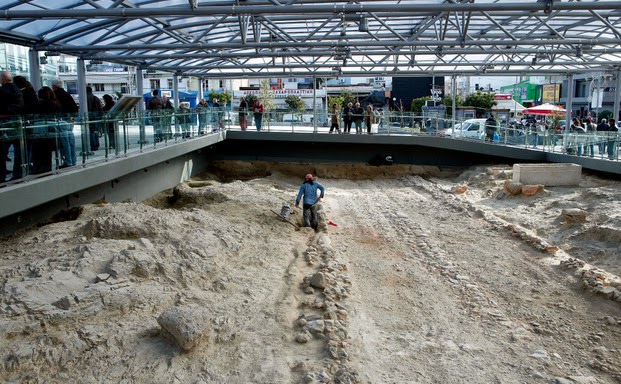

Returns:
1,0,621,78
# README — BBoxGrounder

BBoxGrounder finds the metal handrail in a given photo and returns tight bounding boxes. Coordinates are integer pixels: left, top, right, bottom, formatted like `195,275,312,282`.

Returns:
1,109,618,187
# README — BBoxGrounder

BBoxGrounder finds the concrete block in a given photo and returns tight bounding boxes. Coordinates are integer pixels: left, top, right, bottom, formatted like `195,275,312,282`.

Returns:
158,306,210,351
513,163,581,186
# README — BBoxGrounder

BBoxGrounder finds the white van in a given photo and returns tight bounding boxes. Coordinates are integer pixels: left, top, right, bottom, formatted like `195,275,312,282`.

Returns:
440,118,488,139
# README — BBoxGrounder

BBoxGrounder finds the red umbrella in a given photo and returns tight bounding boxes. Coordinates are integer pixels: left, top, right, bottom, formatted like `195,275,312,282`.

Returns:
522,103,567,116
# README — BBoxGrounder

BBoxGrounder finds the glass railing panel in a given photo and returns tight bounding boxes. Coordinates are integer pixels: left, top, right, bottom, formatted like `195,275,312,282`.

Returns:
1,108,618,188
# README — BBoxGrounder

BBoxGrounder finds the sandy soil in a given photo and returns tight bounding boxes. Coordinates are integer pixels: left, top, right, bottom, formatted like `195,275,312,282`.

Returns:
0,161,620,384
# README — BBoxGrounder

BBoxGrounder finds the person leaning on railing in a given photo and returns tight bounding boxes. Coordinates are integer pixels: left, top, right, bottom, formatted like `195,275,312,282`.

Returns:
86,86,103,152
196,99,209,135
35,86,62,173
342,102,353,134
212,98,223,131
102,94,116,150
14,76,39,178
329,103,341,134
0,71,25,182
161,95,174,140
177,103,191,138
607,119,618,160
146,89,164,142
583,118,597,157
352,102,364,134
545,124,557,147
571,118,587,156
252,100,264,131
596,118,609,157
238,97,248,131
365,105,375,134
51,79,77,167
484,115,497,143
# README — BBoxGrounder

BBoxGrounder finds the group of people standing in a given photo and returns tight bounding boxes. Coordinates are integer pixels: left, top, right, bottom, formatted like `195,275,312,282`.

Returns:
522,116,618,159
147,93,266,137
146,90,176,141
330,101,380,134
237,97,264,131
559,117,617,159
0,71,117,182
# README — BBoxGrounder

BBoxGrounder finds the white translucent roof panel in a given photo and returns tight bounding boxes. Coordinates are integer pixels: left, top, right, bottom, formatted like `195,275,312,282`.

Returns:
0,0,620,77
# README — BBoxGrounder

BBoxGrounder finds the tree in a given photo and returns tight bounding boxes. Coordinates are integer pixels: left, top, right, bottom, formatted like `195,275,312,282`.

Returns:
208,90,232,105
598,109,613,121
410,96,432,113
439,94,464,116
464,91,497,117
244,93,258,109
284,95,305,112
259,79,275,112
340,89,357,106
327,95,345,111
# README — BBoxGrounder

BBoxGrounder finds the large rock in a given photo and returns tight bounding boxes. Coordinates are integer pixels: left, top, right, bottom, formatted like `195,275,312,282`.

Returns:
503,180,523,195
309,272,329,289
521,184,544,196
452,185,468,194
157,306,210,351
560,208,587,223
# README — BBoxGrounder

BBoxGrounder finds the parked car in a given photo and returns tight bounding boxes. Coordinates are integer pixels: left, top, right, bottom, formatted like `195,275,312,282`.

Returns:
439,118,488,139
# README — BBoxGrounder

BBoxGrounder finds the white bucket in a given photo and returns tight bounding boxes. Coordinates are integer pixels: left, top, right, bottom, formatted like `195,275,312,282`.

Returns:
280,204,291,220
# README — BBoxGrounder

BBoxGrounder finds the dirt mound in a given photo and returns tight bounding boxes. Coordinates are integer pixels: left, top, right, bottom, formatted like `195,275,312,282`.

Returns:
1,162,621,383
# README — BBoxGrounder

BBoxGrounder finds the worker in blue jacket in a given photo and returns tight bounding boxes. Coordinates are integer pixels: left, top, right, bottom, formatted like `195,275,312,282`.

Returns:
295,173,325,230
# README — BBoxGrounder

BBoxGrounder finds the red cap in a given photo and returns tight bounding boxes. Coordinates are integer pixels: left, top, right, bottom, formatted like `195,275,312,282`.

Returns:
305,173,313,180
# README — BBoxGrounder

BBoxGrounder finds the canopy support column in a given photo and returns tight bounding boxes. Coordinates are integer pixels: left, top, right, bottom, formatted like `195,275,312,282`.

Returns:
198,77,204,102
77,58,90,158
136,67,144,111
313,75,317,133
28,49,41,91
564,73,575,148
173,73,179,108
451,75,456,136
136,67,147,145
614,68,621,122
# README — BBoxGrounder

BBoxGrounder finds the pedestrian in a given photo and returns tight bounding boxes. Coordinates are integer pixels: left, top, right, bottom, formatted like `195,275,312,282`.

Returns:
295,173,325,230
102,94,116,149
352,102,364,134
253,99,264,131
571,118,586,156
607,118,618,160
329,103,340,133
196,99,209,135
342,102,354,133
596,118,609,156
14,75,39,178
0,71,25,182
484,115,497,143
35,86,61,174
52,79,77,167
584,118,596,157
365,104,375,134
146,89,163,141
86,86,103,152
52,79,78,118
161,95,174,139
238,97,248,131
177,102,191,138
212,98,223,131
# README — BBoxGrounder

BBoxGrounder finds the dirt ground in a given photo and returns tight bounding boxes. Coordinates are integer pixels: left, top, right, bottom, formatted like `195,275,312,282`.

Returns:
0,161,620,384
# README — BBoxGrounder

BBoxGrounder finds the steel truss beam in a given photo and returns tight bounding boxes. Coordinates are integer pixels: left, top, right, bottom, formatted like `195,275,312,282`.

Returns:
2,2,621,18
1,1,621,78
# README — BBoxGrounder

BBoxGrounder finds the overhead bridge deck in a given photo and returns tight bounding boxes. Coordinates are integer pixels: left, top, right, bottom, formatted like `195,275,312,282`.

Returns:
1,131,618,236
